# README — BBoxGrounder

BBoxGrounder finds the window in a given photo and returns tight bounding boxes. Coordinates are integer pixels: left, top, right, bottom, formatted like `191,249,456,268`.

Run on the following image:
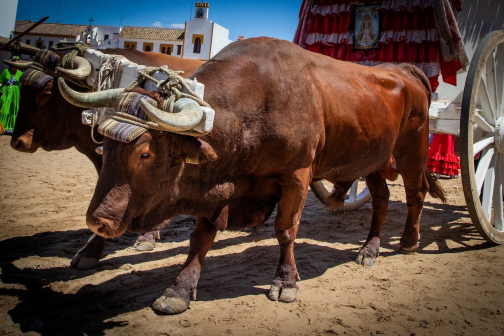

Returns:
25,39,30,45
35,40,43,48
159,44,173,54
177,45,181,55
48,41,53,48
143,42,153,52
197,8,204,18
104,34,109,40
193,37,201,54
124,41,137,50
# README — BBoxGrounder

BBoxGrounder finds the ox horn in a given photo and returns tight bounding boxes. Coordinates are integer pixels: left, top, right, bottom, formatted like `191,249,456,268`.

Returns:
58,78,123,108
55,56,91,80
3,60,34,70
140,98,203,132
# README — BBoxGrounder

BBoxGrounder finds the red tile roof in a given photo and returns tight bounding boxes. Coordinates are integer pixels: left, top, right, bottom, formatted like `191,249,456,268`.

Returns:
14,21,90,37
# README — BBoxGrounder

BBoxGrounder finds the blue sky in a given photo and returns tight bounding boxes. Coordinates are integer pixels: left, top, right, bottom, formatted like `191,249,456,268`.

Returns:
15,0,303,42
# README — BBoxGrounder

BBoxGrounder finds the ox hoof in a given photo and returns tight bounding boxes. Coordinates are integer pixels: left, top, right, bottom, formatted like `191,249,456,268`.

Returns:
356,254,377,267
152,289,190,315
135,241,156,252
356,245,379,267
134,231,159,252
397,243,419,254
70,255,100,270
267,281,298,303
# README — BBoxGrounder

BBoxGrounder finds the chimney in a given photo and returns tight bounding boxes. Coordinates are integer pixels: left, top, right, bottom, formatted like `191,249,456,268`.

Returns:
237,36,245,41
195,2,209,19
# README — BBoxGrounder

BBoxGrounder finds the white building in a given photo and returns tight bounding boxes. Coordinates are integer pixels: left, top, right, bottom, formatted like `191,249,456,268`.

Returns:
13,21,120,50
118,2,233,60
182,2,233,59
118,26,185,55
87,25,121,49
14,21,88,49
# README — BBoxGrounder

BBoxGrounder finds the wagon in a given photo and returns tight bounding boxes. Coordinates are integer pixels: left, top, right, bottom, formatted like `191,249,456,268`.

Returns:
311,30,504,244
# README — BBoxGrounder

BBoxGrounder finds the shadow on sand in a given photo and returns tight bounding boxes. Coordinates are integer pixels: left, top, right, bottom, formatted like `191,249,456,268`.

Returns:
0,193,493,335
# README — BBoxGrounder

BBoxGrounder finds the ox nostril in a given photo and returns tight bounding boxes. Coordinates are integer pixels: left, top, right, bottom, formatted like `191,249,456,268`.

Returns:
15,140,22,149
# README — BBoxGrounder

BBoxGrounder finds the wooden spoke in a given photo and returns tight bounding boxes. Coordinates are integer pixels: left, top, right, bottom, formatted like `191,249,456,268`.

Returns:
481,156,495,220
310,179,371,211
493,154,503,231
478,79,496,125
474,112,495,133
496,44,504,116
473,136,495,156
476,147,495,196
485,49,497,113
349,180,358,202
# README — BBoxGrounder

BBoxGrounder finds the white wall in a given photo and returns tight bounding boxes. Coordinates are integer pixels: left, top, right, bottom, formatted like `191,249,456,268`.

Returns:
20,35,79,49
210,23,232,58
95,26,120,43
183,19,213,59
0,0,18,71
118,38,183,56
437,0,504,102
0,0,17,38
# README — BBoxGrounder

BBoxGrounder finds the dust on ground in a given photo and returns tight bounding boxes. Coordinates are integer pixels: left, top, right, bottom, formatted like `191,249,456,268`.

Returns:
0,135,503,336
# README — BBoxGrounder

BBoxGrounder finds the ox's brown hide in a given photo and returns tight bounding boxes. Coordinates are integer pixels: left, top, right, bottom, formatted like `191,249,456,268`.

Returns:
87,37,432,237
85,37,438,312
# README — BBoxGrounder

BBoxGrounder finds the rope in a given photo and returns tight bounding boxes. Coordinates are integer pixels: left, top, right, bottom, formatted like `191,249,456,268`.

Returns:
124,66,210,113
50,41,90,70
96,54,128,92
90,110,102,144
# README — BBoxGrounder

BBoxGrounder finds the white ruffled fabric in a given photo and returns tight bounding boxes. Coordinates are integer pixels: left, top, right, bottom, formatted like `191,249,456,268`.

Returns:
310,0,435,16
379,29,439,43
305,31,354,45
305,29,438,46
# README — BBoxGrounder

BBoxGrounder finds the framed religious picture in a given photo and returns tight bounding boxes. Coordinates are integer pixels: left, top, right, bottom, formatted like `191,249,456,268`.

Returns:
354,4,381,50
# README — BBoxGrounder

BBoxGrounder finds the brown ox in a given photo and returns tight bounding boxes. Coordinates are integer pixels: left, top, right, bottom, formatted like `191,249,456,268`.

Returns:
8,50,205,269
65,37,445,314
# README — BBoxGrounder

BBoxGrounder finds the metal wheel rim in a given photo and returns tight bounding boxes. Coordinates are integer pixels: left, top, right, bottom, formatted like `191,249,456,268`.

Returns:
310,179,371,211
460,30,504,244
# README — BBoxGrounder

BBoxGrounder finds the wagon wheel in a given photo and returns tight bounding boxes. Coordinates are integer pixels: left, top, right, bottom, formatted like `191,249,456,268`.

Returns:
461,30,504,244
311,179,371,211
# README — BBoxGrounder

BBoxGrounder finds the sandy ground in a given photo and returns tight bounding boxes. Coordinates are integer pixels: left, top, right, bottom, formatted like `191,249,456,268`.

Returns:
0,135,503,336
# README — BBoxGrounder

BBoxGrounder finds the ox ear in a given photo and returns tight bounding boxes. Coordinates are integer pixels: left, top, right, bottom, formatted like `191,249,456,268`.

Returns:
178,138,218,165
35,80,54,104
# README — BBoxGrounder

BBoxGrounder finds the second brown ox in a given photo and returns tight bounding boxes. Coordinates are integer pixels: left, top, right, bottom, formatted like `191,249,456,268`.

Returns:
8,49,205,269
60,37,446,314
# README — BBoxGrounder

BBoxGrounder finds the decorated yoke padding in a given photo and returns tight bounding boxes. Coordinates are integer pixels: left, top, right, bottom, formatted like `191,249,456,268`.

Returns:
20,68,54,88
34,50,61,71
98,92,158,143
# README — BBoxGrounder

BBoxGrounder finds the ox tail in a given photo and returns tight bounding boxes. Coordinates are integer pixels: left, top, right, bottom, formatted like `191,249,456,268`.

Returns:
424,168,447,204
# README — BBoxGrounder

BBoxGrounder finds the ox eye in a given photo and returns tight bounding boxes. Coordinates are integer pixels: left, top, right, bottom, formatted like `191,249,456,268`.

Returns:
141,153,150,159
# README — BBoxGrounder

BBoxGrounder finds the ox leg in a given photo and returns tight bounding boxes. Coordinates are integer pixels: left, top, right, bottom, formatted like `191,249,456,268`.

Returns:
399,171,429,253
356,172,389,266
153,217,217,314
268,169,310,303
71,233,106,270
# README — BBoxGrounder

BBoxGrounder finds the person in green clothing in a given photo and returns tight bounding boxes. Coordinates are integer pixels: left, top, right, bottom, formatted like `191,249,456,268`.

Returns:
0,57,22,134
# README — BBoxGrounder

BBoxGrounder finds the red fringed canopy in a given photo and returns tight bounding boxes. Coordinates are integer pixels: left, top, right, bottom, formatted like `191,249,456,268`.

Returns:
294,0,465,92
